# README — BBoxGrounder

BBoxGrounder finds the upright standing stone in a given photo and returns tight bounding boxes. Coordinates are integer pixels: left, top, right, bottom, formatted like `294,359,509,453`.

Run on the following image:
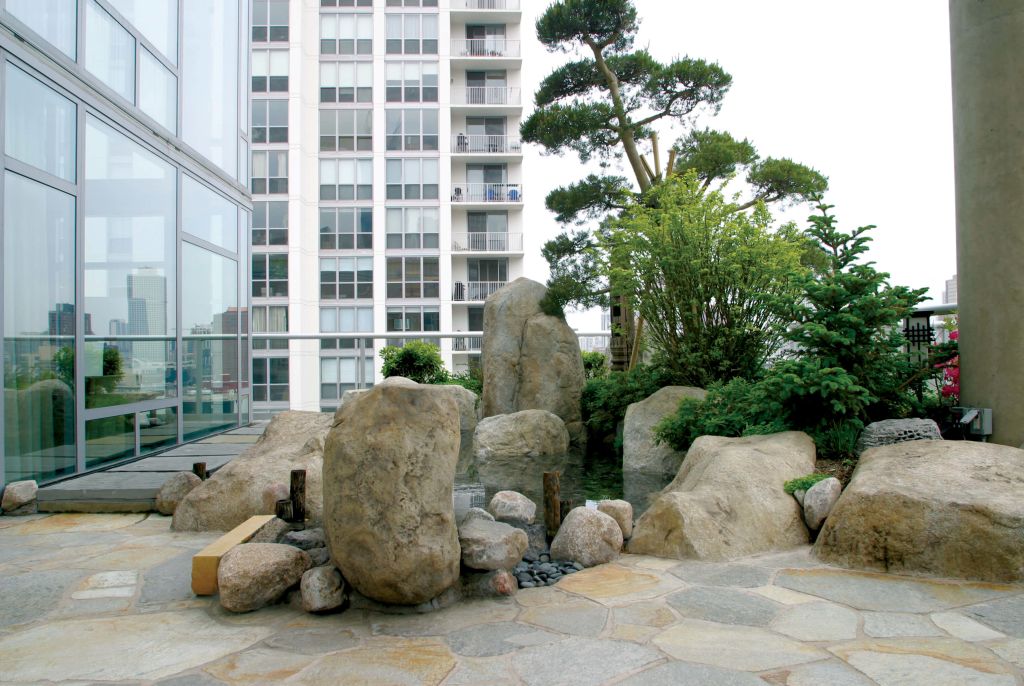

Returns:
623,386,707,476
950,0,1024,448
322,382,462,605
481,278,586,444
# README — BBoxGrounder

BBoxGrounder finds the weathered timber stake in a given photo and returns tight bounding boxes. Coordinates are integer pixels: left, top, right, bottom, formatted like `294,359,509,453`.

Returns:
543,471,561,539
560,499,575,525
275,499,293,522
192,462,207,480
290,469,306,526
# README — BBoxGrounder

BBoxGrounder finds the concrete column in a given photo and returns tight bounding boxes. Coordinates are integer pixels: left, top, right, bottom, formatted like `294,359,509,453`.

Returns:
950,0,1024,447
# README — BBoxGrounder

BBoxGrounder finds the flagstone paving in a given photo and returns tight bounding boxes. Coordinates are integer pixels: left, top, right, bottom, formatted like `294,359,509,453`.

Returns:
0,513,1021,685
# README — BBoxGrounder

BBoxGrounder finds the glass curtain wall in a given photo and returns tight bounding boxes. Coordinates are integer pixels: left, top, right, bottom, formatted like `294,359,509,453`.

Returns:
0,0,250,487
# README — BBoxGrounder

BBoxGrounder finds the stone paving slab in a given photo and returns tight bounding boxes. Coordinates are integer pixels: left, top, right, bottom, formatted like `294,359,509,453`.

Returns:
37,470,174,502
159,442,252,456
0,513,1020,685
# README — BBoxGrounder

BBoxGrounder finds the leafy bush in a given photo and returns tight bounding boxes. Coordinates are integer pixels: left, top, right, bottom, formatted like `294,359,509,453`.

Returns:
783,473,830,495
582,351,608,380
379,341,448,385
443,368,483,396
657,200,928,461
582,363,677,441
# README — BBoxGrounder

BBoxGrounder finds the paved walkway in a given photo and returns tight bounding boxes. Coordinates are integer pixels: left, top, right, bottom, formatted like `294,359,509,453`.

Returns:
0,514,1021,685
37,425,268,512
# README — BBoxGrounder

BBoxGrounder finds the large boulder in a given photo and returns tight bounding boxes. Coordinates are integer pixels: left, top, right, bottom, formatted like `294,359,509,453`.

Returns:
628,432,816,560
855,418,942,456
472,410,576,496
435,383,481,474
172,411,333,531
550,507,623,567
481,278,586,444
323,381,462,605
815,440,1024,583
623,386,707,476
218,543,311,613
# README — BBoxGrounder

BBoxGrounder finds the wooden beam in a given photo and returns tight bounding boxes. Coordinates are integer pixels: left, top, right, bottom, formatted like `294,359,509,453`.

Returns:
191,515,276,595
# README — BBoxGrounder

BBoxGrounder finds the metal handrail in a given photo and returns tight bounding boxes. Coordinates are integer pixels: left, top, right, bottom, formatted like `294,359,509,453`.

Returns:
451,134,522,154
459,86,521,106
451,232,523,252
451,281,506,301
450,182,523,203
451,39,521,58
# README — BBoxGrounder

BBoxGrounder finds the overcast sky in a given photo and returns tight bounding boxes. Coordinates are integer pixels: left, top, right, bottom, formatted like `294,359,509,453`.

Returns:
517,1,956,329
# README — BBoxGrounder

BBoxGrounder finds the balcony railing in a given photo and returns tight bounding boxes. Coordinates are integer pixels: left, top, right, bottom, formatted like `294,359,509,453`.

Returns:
457,87,521,106
454,0,521,9
451,39,521,58
452,336,483,352
452,281,506,301
452,134,522,154
451,183,522,203
452,232,523,252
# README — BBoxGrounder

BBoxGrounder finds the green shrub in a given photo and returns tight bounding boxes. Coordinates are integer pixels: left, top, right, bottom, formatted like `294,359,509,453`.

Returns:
379,341,448,385
443,369,482,396
582,363,676,441
656,200,927,461
582,351,608,380
783,473,830,494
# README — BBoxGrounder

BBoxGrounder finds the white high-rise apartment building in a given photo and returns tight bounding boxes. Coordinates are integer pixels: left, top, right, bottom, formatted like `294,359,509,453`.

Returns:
250,0,525,417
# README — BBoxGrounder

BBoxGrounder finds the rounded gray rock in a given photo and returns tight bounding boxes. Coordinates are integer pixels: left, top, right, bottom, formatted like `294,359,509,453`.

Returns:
550,507,623,567
1,480,38,514
802,477,842,530
218,543,311,613
154,472,201,516
300,565,346,613
458,516,529,571
488,490,536,524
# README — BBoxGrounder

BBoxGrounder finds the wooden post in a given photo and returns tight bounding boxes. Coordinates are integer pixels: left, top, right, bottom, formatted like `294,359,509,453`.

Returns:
275,499,293,522
543,471,560,539
192,462,207,480
290,469,306,526
559,499,575,525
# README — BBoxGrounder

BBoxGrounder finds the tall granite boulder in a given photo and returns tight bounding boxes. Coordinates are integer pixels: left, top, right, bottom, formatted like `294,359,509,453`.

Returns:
435,383,481,474
623,386,707,476
323,381,462,605
628,432,816,560
815,440,1024,583
481,278,586,445
173,411,333,531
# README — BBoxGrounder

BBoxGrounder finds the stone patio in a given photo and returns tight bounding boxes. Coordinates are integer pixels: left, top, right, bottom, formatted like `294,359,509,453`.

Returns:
0,513,1021,685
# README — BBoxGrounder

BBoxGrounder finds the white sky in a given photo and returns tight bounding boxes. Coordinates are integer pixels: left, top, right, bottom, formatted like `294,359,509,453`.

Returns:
517,1,956,329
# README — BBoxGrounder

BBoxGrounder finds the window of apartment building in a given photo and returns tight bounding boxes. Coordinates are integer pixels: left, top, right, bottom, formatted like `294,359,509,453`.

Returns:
320,109,372,152
252,151,288,194
253,0,289,42
252,304,289,350
321,306,373,334
386,109,439,151
252,50,289,93
320,14,372,55
85,0,135,102
385,14,438,55
386,306,440,347
385,0,438,7
386,208,439,249
468,257,508,283
253,357,289,402
385,158,439,200
319,158,372,200
320,62,372,103
385,62,438,103
252,99,288,143
320,356,374,399
387,257,439,298
253,201,288,246
252,253,289,297
322,0,372,7
320,207,373,249
467,211,509,234
320,257,373,299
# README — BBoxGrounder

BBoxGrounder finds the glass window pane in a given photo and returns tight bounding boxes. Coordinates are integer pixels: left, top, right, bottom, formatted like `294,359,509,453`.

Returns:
86,0,137,102
182,0,239,178
6,0,78,59
3,172,77,483
4,64,77,182
107,0,178,65
86,413,135,468
139,47,178,133
139,407,178,454
183,175,238,252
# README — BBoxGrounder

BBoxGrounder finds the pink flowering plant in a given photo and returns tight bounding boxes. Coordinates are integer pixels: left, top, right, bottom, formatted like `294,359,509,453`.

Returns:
933,320,959,403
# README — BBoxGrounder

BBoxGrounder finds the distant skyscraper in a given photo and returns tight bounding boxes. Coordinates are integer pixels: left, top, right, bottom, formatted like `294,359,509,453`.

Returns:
944,274,958,304
126,270,168,335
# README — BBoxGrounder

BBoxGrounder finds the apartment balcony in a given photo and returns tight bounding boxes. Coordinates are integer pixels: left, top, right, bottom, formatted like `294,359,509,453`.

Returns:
450,0,521,21
451,134,522,161
451,336,483,353
452,281,506,302
450,39,522,69
452,87,521,115
451,232,523,254
450,182,523,207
